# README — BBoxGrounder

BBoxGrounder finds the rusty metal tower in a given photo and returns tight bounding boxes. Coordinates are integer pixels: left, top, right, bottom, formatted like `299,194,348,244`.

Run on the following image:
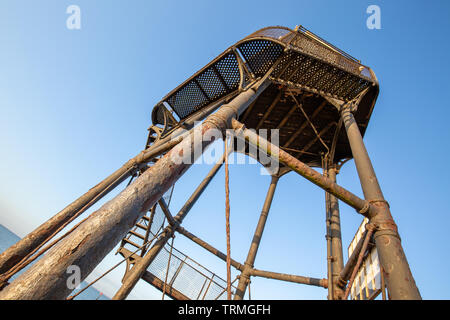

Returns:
0,26,421,300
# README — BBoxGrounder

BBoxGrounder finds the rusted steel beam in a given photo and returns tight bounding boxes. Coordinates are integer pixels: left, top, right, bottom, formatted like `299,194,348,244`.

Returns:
340,105,421,300
250,269,328,288
231,119,373,216
234,175,279,300
176,226,243,271
0,79,270,300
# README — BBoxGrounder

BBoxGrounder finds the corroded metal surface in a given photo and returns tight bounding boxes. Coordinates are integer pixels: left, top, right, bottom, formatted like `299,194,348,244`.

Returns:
340,105,421,299
250,268,328,288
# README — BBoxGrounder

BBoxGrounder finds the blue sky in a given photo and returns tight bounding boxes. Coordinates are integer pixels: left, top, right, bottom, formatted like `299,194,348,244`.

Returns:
0,0,449,299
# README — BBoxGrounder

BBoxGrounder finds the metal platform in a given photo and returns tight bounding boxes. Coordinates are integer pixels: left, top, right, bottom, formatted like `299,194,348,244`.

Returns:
148,25,379,167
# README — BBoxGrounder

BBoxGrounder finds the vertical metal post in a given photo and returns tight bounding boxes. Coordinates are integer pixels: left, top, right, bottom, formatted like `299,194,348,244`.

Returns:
224,135,232,300
324,185,333,300
340,105,421,300
328,166,345,299
234,175,279,300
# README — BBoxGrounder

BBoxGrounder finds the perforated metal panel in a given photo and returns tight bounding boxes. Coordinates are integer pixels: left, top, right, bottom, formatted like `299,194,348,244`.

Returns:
237,40,284,77
164,52,240,120
269,50,371,101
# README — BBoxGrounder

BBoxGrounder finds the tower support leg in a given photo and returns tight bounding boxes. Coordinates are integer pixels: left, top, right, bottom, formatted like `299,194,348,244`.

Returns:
0,79,269,300
326,166,344,299
234,175,279,300
340,105,421,300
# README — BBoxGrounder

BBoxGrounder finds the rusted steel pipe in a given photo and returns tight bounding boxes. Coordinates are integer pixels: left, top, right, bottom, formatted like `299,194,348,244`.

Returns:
231,119,371,216
177,226,243,271
341,105,421,300
327,167,345,299
0,79,270,300
325,186,333,300
250,269,328,288
234,175,279,300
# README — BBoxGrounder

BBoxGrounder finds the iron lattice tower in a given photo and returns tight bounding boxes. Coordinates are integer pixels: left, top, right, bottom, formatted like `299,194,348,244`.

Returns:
0,26,421,300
